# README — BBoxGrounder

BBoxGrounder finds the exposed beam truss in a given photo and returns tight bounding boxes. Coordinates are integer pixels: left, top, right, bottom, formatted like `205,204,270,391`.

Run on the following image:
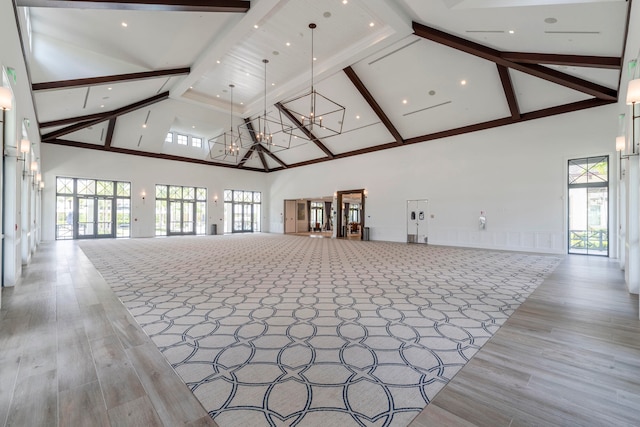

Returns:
275,102,335,159
41,92,169,141
343,66,404,145
32,67,190,91
43,138,265,171
412,22,618,101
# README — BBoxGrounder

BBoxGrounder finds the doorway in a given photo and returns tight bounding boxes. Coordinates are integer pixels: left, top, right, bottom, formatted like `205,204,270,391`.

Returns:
77,196,114,239
407,200,428,244
336,189,365,239
568,156,609,256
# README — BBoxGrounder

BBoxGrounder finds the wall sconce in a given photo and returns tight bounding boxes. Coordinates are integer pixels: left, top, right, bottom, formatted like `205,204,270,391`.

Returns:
141,191,146,201
0,86,12,111
20,138,30,156
39,181,44,191
618,78,640,179
214,195,218,205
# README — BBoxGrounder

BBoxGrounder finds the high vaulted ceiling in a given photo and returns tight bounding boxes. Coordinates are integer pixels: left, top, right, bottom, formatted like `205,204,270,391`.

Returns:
17,0,631,172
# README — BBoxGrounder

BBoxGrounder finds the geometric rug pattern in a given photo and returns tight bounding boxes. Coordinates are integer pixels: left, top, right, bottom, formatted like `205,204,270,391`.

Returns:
79,235,561,427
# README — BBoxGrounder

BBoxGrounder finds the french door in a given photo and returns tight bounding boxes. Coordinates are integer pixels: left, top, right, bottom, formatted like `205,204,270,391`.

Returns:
568,156,609,256
169,200,195,235
77,196,114,239
233,202,253,233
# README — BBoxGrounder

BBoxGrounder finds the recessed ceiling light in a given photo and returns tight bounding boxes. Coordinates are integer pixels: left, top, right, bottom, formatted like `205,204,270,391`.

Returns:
342,0,347,4
192,125,196,129
356,115,360,119
100,104,104,108
121,22,128,27
254,24,259,29
240,102,243,105
272,83,276,86
323,11,331,18
313,57,317,61
428,90,436,96
286,42,291,46
216,94,220,98
216,60,221,64
108,87,112,91
189,86,193,89
402,99,408,104
142,124,147,128
545,17,558,24
369,22,375,27
461,80,467,85
246,72,249,76
508,30,515,34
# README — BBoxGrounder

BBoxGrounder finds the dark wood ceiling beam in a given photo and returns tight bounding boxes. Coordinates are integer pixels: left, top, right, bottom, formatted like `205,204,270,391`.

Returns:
256,148,269,172
255,144,288,169
32,67,190,91
275,102,334,159
281,98,614,170
238,118,261,169
41,91,169,141
496,65,520,120
343,66,404,145
104,118,116,148
42,139,265,171
500,52,621,69
16,0,250,12
40,112,111,129
412,22,617,101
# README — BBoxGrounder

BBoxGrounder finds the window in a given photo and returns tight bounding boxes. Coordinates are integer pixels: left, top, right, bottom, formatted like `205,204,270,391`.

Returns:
568,156,608,256
55,177,131,240
224,190,261,233
192,137,203,148
155,184,207,236
165,132,173,143
177,134,188,145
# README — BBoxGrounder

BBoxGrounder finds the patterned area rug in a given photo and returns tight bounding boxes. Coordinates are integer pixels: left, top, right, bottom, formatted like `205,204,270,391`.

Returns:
79,235,560,426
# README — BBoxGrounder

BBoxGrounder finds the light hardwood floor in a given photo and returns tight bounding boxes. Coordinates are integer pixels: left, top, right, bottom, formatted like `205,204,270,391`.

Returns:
410,254,640,426
0,241,638,427
0,241,217,427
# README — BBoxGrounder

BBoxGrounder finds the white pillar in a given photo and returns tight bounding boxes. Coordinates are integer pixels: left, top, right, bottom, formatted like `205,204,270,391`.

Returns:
625,156,639,294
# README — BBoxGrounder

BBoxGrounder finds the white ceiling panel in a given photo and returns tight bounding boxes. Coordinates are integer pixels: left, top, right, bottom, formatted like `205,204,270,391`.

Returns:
509,69,591,113
404,0,627,56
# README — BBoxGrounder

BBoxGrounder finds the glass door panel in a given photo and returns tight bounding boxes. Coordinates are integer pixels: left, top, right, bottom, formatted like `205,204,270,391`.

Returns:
242,203,253,232
97,198,113,236
569,187,608,255
77,197,95,238
169,201,183,234
182,202,194,233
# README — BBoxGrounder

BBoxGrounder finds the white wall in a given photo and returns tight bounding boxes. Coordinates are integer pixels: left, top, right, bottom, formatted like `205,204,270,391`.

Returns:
1,1,44,288
40,144,269,240
269,104,619,255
